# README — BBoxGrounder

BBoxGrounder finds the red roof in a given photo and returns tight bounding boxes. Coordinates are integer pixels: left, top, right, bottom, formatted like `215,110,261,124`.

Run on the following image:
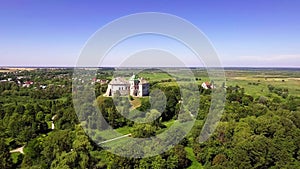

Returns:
24,81,33,85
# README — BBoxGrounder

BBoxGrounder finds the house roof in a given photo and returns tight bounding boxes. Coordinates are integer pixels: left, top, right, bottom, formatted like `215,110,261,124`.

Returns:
24,81,34,85
204,82,210,86
109,77,130,85
202,81,214,89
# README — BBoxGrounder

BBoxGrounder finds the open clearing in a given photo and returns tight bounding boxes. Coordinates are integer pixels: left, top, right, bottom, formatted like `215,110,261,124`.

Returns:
0,67,36,72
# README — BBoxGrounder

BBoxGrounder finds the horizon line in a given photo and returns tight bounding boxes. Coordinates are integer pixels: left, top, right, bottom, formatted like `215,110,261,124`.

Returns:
1,66,300,69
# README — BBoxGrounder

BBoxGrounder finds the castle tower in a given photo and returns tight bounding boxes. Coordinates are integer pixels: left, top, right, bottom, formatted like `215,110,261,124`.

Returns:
129,74,139,96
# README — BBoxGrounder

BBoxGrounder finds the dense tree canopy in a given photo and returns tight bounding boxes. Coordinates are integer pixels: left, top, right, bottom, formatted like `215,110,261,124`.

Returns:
0,68,299,168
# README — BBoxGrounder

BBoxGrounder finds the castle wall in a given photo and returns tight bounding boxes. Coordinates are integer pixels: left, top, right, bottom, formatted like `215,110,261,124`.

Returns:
106,76,149,97
106,84,130,96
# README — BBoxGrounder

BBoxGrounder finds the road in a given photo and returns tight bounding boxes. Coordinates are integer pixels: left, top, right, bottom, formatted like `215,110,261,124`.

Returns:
99,134,132,144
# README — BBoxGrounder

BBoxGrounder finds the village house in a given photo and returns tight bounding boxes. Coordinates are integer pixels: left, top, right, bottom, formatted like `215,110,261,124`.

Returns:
91,78,109,85
201,81,215,90
40,85,47,89
98,79,109,85
22,81,34,88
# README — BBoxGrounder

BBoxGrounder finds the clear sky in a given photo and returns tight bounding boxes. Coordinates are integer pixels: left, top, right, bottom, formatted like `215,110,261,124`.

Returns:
0,0,299,67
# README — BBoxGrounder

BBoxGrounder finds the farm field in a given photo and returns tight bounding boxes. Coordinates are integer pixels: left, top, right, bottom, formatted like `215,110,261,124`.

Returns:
224,69,300,97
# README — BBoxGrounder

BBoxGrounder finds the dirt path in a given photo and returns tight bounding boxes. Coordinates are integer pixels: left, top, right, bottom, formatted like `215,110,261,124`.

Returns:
130,98,141,110
51,115,57,129
10,146,24,154
99,134,132,144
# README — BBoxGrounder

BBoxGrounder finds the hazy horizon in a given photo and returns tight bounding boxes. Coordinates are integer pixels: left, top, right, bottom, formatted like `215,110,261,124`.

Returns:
1,66,299,69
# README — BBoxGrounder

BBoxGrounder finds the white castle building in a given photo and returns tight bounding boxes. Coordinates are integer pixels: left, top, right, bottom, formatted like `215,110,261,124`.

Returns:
105,74,149,97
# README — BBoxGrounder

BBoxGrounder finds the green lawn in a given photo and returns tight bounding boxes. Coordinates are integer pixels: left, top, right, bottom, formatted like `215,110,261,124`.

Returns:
162,119,176,128
185,147,203,169
227,76,300,97
138,71,174,82
115,126,131,135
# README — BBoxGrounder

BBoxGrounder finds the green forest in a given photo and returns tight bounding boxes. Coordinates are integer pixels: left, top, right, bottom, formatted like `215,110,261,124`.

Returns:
0,68,300,169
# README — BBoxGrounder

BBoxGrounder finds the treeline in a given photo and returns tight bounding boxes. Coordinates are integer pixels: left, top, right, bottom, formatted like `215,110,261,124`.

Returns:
0,96,79,168
191,85,300,168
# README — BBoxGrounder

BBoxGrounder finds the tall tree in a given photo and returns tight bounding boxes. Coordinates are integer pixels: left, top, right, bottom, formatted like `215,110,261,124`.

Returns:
0,138,12,169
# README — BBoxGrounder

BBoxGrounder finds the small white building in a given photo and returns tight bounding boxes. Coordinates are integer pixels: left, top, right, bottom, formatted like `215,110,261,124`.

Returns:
40,85,47,89
22,81,34,88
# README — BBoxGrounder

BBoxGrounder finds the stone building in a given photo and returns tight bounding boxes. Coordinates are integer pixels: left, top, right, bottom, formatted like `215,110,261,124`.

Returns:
105,74,149,97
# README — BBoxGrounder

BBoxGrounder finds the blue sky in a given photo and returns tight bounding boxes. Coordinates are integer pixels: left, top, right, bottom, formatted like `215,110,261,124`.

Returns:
0,0,299,67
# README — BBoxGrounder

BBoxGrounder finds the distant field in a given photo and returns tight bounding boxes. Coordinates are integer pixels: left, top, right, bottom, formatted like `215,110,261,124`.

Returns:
0,67,36,72
225,70,300,97
132,68,300,97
